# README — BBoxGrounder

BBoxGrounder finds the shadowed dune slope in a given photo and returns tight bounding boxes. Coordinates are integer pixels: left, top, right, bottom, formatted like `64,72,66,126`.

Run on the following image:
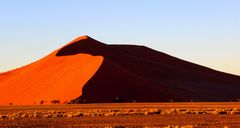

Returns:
1,35,240,105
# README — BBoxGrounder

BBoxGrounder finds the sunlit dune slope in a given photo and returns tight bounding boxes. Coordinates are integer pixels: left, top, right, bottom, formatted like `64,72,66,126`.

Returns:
0,36,103,105
1,35,240,105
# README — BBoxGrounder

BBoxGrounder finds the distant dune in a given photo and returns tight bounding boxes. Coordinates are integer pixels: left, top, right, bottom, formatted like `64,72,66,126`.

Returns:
1,35,240,105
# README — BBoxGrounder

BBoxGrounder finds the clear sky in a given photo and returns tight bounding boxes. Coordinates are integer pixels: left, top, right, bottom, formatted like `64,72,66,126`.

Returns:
0,0,239,75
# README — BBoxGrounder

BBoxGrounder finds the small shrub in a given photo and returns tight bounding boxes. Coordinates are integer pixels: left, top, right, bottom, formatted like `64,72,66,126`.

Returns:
51,99,60,104
114,97,122,102
40,100,45,104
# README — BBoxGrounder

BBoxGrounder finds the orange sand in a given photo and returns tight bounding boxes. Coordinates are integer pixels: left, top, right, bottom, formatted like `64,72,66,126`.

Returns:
0,36,103,105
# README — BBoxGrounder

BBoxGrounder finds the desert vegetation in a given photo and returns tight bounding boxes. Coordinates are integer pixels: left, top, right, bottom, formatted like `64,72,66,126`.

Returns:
0,103,240,127
1,106,240,120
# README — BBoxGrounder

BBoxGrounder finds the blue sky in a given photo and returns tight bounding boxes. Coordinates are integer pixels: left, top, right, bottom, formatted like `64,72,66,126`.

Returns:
0,0,240,75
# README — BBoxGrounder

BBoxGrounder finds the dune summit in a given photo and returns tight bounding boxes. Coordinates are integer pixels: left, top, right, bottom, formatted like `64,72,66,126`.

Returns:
1,36,240,105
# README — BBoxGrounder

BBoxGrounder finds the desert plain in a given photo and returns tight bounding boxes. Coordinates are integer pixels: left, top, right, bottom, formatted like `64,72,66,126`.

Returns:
1,102,240,127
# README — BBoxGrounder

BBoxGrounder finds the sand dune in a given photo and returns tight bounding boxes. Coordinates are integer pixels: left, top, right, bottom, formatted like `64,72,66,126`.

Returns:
1,35,240,105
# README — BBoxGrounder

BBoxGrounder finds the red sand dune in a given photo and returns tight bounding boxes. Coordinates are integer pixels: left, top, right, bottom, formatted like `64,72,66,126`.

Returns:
1,35,240,105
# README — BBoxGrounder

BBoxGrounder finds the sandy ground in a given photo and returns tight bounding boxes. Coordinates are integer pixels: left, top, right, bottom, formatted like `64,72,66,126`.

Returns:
1,102,240,127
